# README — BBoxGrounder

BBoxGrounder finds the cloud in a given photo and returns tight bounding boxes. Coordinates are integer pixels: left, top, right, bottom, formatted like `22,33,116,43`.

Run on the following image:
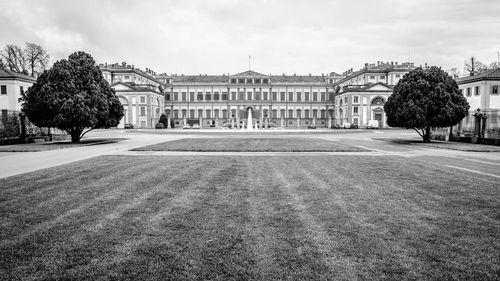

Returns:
1,0,499,75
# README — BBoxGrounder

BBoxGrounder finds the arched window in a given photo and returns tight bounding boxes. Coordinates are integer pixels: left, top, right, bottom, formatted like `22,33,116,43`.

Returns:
288,109,294,118
214,109,219,118
328,109,334,118
206,109,211,119
304,109,310,118
321,109,326,118
198,109,203,118
165,109,171,116
173,109,179,118
272,109,278,119
181,109,187,118
190,109,195,118
222,109,227,119
296,109,302,118
231,109,236,118
313,109,318,118
280,109,286,118
371,96,385,105
263,109,269,118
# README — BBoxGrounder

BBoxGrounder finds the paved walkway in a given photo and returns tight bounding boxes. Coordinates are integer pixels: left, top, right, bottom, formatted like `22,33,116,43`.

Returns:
1,129,499,179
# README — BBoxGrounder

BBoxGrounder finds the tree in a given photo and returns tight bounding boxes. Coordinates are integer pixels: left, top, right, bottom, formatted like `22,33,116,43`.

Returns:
21,51,124,143
447,67,461,79
1,44,28,74
464,56,487,76
24,42,50,77
384,66,469,142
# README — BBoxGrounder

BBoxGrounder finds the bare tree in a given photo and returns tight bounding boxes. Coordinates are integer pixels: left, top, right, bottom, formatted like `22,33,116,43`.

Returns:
24,42,50,77
489,61,499,70
464,56,487,76
447,67,461,79
1,44,28,74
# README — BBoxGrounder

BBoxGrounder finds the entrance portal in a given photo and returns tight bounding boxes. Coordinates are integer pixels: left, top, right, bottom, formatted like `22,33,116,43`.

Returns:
374,113,383,128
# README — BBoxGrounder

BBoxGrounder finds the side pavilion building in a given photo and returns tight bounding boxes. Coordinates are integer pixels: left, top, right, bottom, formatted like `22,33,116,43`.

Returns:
163,70,340,128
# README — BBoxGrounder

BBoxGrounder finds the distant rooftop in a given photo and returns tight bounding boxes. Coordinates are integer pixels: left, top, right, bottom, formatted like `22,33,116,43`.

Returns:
456,68,500,84
0,68,37,82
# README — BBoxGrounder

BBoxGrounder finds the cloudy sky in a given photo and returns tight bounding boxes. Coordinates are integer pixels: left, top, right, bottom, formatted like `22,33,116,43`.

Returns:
1,0,499,76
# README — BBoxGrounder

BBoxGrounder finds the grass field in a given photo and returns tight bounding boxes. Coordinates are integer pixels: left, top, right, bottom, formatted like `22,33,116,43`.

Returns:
1,155,498,280
132,137,367,152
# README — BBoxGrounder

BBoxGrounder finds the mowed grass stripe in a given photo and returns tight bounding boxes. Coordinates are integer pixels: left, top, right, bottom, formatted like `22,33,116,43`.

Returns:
1,155,499,280
132,137,367,152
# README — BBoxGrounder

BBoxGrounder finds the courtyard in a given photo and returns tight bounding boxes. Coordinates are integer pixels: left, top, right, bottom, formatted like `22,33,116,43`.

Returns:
0,129,499,280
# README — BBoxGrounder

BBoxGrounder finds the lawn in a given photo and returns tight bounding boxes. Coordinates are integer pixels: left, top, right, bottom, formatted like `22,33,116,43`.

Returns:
132,137,367,152
0,138,124,152
0,155,498,280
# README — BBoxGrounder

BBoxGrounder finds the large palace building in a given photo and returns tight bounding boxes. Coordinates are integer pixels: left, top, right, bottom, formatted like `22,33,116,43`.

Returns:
162,70,343,128
99,61,417,129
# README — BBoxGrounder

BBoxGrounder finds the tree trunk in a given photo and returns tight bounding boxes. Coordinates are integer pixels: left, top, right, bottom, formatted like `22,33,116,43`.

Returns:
70,129,82,143
423,126,431,143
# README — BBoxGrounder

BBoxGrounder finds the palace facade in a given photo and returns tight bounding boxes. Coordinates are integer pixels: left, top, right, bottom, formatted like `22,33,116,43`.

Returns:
100,63,165,128
333,61,417,128
163,70,342,128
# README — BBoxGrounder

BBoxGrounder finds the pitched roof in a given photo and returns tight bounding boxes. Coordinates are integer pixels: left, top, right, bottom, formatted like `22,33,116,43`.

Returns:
111,82,161,94
269,75,326,83
337,82,393,95
456,68,500,84
0,68,36,82
232,70,268,77
170,75,230,83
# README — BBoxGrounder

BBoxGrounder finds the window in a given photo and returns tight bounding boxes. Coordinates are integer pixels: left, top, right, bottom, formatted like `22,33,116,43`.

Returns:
262,79,269,84
305,92,310,101
238,78,245,84
492,85,499,95
214,93,220,100
313,92,317,101
304,109,310,118
239,92,245,100
280,92,286,101
124,75,130,80
272,92,277,101
353,118,358,125
395,74,401,78
182,92,187,101
20,86,24,95
173,92,179,101
459,89,463,95
288,92,293,101
474,86,480,96
140,107,146,116
230,78,237,84
353,96,359,103
197,93,203,101
345,97,348,103
353,106,359,114
140,96,146,103
380,76,385,80
263,92,268,100
166,94,171,101
231,92,236,100
255,92,260,101
190,92,195,101
328,93,334,101
222,93,228,100
296,92,302,101
246,92,251,100
205,93,211,100
246,78,252,84
466,88,471,97
320,92,326,101
288,109,294,118
254,78,261,84
370,76,375,80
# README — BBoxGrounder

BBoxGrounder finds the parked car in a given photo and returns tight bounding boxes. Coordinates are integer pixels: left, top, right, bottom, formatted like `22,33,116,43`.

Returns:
342,123,351,129
155,123,165,129
331,124,341,129
124,123,134,129
366,120,379,129
192,123,200,129
182,124,191,129
351,124,359,129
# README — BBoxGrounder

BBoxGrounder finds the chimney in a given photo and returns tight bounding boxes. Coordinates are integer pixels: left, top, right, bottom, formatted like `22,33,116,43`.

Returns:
122,62,126,67
365,63,368,69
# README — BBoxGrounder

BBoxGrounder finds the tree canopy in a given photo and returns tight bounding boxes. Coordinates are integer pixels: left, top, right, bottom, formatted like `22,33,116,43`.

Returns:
21,51,124,142
384,66,469,142
1,42,50,76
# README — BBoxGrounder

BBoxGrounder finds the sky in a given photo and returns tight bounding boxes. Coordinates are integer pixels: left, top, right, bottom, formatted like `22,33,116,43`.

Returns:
1,0,499,76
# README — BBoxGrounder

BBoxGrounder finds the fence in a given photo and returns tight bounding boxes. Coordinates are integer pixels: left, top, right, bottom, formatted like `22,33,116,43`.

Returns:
0,110,68,145
432,109,500,145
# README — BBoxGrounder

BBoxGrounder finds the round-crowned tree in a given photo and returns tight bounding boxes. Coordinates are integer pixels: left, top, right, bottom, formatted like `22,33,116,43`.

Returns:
21,51,124,142
384,66,469,142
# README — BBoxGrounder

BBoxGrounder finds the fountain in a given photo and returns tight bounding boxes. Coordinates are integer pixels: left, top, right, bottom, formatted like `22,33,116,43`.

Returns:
246,108,254,130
